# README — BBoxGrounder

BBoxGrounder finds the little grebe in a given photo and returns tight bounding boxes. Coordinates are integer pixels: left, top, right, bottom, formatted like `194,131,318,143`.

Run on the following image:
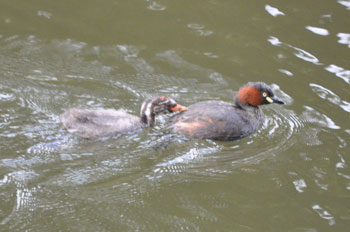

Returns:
168,82,284,141
61,96,187,139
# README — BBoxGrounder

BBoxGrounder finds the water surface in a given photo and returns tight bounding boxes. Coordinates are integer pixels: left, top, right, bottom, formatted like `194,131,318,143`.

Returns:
1,0,350,231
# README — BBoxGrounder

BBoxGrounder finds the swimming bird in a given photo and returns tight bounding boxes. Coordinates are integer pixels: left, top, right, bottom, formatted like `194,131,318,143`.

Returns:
61,96,187,139
168,82,284,141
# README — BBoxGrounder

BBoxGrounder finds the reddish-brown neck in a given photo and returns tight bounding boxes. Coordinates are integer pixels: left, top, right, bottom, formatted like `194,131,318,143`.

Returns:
237,86,262,106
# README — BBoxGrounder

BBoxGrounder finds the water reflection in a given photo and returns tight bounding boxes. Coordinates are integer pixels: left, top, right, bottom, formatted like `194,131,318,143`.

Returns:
268,36,322,64
267,36,282,46
187,24,213,37
292,46,321,64
310,83,350,112
3,171,39,212
117,45,155,73
265,5,285,17
300,106,340,130
325,64,350,84
293,178,307,193
305,26,329,36
338,0,350,9
147,1,166,11
1,0,350,230
37,10,52,19
312,204,336,226
278,69,294,76
151,87,302,178
268,35,350,87
337,32,350,47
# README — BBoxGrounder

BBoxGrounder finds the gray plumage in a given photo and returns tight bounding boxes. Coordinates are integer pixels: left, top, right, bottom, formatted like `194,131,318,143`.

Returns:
60,108,143,139
60,96,187,139
168,82,284,141
168,101,264,141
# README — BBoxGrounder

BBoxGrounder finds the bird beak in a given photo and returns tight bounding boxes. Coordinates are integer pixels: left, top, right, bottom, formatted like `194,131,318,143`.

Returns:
171,104,188,112
266,96,285,104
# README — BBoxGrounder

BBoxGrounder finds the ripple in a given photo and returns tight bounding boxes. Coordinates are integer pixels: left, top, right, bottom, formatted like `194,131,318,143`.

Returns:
208,72,226,84
336,33,350,47
37,10,52,19
187,24,213,37
312,204,336,226
0,2,348,229
268,36,282,46
155,50,223,88
325,64,350,84
300,128,323,146
147,1,166,11
278,69,294,76
338,0,350,9
310,83,350,112
300,106,340,130
268,36,322,65
155,146,220,168
52,39,87,52
335,152,350,185
4,171,41,214
306,26,329,36
150,91,305,179
293,179,307,193
0,93,15,101
15,186,38,211
265,5,285,17
117,45,154,73
113,81,141,97
7,170,39,184
25,74,58,81
27,138,69,155
292,46,321,64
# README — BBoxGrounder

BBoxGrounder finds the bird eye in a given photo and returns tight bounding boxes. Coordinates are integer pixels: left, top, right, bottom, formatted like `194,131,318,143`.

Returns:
262,92,268,97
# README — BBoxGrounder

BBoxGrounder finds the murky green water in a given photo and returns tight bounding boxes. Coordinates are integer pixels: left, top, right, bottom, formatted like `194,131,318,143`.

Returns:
1,0,350,231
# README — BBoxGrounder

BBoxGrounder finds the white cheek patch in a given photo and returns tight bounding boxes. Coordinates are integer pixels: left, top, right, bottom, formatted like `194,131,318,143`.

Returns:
144,103,152,119
140,101,147,117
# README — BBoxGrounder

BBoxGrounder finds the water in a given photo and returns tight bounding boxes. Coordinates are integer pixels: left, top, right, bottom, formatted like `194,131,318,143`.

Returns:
1,0,350,231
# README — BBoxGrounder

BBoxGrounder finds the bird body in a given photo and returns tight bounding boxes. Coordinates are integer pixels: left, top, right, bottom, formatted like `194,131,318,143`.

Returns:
168,82,284,141
169,100,264,141
60,108,142,139
60,96,187,139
